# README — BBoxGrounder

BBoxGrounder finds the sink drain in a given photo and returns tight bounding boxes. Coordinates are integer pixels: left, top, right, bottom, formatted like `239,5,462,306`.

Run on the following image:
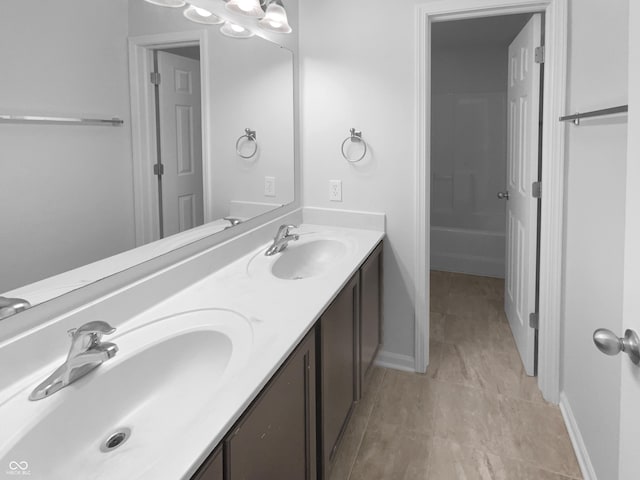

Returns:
100,427,131,452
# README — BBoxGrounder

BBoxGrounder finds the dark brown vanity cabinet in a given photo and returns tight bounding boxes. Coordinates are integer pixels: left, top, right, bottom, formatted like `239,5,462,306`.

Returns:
192,445,223,480
319,272,360,476
224,329,317,480
191,240,383,480
359,242,383,390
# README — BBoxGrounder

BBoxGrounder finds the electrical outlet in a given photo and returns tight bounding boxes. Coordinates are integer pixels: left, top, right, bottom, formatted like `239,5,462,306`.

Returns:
264,176,276,197
329,180,342,202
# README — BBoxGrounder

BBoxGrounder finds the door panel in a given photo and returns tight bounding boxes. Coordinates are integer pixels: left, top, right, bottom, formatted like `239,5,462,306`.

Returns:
505,14,542,376
321,272,359,476
157,51,204,237
225,331,316,480
619,3,640,477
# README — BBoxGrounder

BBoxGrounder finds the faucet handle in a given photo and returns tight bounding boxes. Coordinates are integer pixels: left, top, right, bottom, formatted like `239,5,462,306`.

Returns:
68,321,116,339
277,224,298,236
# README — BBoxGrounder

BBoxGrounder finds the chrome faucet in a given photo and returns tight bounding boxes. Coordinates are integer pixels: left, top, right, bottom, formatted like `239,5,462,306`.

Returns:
265,224,299,256
29,321,118,401
0,296,31,320
223,217,242,229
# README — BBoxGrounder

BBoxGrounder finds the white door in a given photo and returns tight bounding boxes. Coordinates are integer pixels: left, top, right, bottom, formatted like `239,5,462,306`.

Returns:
157,51,204,238
504,14,542,376
618,3,640,478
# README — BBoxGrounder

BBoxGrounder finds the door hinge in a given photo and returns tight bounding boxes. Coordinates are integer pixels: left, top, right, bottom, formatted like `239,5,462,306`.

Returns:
153,163,164,176
150,72,161,85
535,46,545,64
529,312,539,329
532,181,542,199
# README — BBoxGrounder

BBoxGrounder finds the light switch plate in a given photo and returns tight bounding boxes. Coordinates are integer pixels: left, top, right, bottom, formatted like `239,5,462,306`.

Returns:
264,176,276,197
329,180,342,202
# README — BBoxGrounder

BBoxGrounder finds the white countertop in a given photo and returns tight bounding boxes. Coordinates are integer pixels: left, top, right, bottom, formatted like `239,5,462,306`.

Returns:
0,224,384,480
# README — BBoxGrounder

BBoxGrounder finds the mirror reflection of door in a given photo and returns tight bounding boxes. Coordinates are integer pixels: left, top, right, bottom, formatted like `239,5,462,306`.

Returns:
155,47,204,239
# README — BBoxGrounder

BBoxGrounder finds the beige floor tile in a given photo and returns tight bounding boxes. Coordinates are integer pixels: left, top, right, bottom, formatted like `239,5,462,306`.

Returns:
483,277,505,301
499,397,582,478
443,311,515,353
444,294,504,322
430,270,451,296
433,382,514,456
436,341,545,403
368,370,438,435
430,311,446,343
426,341,444,380
426,437,579,480
430,292,449,314
349,424,432,480
449,273,493,297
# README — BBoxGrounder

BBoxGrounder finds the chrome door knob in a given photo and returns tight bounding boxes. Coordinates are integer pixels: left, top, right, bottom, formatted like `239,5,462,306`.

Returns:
593,328,640,365
497,191,510,200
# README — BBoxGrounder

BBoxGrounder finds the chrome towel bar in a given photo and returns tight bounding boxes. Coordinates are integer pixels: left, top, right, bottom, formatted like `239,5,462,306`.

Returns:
0,114,124,126
559,105,628,125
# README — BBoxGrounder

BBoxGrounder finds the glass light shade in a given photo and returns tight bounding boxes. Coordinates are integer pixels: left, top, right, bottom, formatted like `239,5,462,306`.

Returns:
225,0,264,18
144,0,186,7
183,5,223,24
220,21,255,39
257,1,292,33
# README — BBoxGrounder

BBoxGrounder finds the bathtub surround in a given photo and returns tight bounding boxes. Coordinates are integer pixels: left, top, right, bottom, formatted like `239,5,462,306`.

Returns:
430,18,529,277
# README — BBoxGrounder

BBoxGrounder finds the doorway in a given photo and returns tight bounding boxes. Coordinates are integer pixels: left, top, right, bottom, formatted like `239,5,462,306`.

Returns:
128,30,213,248
153,46,204,239
430,13,542,379
415,0,568,403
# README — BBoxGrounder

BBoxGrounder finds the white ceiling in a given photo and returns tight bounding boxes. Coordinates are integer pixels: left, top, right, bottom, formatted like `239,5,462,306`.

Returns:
431,13,533,49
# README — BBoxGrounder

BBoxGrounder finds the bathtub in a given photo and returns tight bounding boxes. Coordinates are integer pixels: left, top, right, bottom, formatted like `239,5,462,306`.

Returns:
430,223,505,278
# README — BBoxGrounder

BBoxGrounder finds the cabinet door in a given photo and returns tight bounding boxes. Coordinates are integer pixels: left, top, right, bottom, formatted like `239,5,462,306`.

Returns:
225,329,316,480
191,445,223,480
360,242,382,389
320,272,359,475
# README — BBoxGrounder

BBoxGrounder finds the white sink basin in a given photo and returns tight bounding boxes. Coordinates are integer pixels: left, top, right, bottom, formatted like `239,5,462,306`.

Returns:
271,239,348,280
0,309,252,480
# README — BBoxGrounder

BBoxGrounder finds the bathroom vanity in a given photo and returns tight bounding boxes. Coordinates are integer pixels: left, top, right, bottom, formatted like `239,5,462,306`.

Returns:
192,237,383,480
0,220,384,480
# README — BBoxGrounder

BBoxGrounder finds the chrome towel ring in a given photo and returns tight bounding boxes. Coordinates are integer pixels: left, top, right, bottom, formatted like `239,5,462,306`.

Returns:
341,127,367,163
236,128,258,159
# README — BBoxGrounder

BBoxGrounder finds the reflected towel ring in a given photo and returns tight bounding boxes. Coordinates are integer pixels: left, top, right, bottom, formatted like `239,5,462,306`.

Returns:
236,128,258,159
340,127,367,163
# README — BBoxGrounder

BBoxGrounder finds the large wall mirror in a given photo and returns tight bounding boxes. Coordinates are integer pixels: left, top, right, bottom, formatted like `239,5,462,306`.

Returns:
0,0,296,308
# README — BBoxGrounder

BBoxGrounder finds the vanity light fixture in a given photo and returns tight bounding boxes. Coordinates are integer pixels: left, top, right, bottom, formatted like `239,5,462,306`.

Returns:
183,5,224,24
225,0,264,17
258,0,291,33
144,0,186,7
220,21,255,38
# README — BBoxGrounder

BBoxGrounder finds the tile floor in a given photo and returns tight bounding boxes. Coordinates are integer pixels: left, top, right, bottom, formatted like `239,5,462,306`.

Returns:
328,270,582,480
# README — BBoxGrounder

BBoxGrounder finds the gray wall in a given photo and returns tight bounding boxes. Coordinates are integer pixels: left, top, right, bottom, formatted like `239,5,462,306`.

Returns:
561,1,629,478
0,0,135,292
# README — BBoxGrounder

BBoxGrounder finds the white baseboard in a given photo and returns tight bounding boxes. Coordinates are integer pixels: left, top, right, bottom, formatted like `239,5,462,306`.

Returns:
559,392,597,480
374,350,416,372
